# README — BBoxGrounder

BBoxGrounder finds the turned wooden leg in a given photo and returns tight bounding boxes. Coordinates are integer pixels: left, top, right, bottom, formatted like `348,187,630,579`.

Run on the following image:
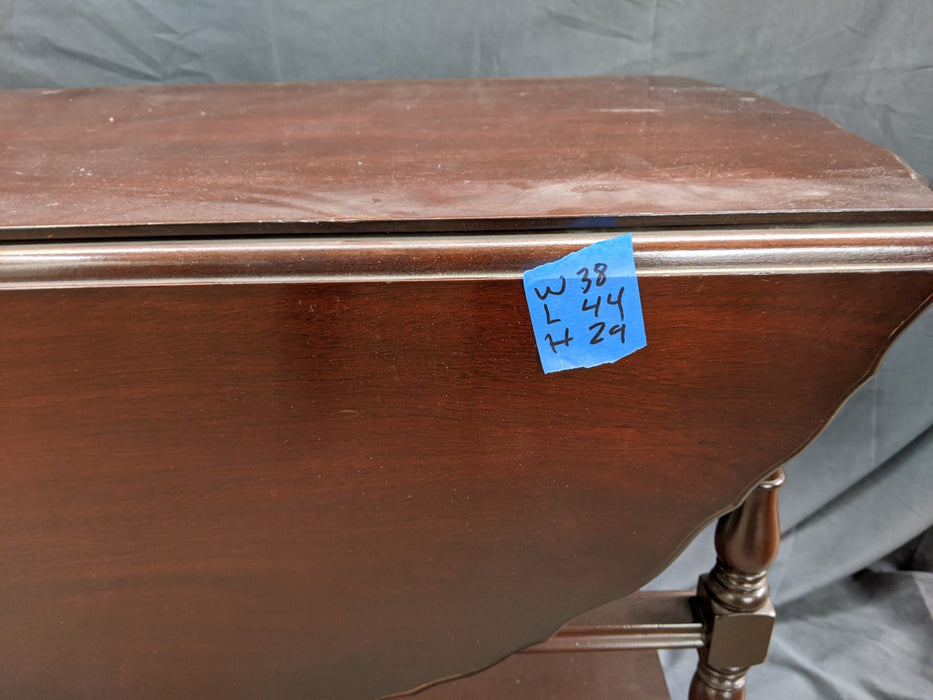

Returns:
688,469,785,700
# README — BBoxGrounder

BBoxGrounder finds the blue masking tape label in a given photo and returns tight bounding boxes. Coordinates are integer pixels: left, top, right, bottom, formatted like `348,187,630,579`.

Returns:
523,234,646,374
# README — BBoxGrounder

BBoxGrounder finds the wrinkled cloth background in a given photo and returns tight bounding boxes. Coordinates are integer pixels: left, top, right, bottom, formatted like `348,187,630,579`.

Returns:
2,2,931,698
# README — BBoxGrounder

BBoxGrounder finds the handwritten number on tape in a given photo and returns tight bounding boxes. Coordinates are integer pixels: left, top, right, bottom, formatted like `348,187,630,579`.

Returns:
523,234,646,374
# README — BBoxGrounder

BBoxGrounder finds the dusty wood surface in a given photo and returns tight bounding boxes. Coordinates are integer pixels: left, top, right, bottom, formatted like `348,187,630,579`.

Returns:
2,77,933,698
2,76,932,239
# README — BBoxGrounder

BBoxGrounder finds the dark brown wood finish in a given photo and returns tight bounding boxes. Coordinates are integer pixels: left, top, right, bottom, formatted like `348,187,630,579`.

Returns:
689,470,784,700
2,76,933,239
2,77,933,699
3,251,933,697
522,590,703,653
2,225,933,288
398,592,689,698
411,650,671,699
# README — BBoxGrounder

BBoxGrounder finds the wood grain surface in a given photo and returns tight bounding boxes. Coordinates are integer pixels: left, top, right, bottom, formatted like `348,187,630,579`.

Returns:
3,260,932,698
3,77,933,698
2,76,933,239
411,650,670,699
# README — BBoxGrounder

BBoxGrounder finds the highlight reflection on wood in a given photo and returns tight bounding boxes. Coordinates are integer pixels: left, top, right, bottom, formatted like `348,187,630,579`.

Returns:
1,77,932,698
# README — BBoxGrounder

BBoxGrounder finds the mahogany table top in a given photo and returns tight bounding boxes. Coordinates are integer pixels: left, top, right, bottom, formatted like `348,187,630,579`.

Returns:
2,75,932,240
2,77,933,698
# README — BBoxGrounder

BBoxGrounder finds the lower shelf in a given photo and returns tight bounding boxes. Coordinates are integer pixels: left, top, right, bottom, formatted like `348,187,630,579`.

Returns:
390,591,698,698
414,649,670,699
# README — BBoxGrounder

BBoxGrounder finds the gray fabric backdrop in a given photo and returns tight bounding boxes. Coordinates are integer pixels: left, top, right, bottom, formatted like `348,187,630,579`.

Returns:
2,2,931,698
